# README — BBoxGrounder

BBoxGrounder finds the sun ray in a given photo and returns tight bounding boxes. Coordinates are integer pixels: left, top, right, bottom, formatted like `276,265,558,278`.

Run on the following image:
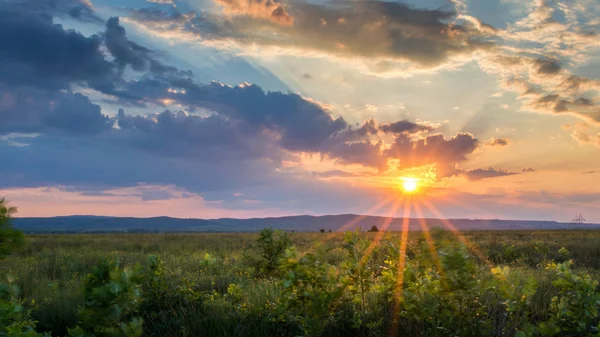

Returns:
389,197,411,337
413,201,444,275
298,196,396,258
333,196,395,233
359,196,403,267
421,199,492,267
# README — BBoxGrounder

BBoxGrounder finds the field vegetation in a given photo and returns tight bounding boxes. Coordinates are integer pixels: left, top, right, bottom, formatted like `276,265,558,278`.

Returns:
2,201,600,336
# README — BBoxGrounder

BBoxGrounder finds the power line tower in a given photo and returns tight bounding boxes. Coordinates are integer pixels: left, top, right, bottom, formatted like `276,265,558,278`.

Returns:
572,213,586,224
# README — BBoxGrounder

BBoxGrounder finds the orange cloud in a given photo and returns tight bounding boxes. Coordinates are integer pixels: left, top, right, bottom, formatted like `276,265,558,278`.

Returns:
215,0,293,25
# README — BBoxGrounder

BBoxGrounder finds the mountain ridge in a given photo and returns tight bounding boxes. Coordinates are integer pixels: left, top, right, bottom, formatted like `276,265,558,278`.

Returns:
12,214,600,233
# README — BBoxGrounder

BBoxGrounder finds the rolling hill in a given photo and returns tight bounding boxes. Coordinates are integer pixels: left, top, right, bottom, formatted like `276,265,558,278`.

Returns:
12,214,600,233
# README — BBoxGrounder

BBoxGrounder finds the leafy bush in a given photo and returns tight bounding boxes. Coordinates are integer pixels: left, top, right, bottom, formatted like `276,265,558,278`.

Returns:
256,228,291,275
77,259,143,337
0,276,50,337
0,199,24,260
278,247,345,337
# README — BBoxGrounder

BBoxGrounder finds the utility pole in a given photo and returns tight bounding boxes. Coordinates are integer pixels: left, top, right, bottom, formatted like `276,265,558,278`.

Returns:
572,213,586,224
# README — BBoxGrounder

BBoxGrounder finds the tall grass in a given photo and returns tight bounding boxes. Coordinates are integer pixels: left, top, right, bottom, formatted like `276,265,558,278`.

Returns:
1,230,600,336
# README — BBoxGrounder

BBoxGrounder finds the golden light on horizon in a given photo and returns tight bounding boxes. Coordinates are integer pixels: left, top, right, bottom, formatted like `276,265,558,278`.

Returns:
400,177,419,193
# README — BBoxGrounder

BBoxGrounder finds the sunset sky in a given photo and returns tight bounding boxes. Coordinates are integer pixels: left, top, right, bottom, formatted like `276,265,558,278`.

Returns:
1,0,599,221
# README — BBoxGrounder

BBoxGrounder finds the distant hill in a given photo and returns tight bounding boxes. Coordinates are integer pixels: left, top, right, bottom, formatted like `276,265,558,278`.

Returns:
11,215,600,233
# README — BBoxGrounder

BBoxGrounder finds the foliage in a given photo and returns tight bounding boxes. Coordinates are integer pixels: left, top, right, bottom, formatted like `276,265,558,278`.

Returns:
0,276,50,337
277,246,345,337
0,199,24,260
256,228,291,275
536,260,600,336
2,227,600,337
77,259,143,337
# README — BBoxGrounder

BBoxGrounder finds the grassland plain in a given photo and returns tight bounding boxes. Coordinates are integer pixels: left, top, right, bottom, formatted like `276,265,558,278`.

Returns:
2,229,600,337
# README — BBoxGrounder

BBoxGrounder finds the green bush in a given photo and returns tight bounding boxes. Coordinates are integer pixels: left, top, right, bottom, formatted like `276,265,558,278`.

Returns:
256,228,291,275
0,199,24,260
77,259,143,337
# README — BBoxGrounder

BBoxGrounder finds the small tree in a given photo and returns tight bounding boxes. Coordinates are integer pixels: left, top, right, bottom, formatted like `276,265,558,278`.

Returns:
368,225,379,232
257,228,291,274
0,198,24,259
0,200,49,336
319,229,325,233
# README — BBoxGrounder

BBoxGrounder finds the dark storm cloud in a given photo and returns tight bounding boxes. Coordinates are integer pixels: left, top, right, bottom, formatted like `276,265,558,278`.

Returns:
0,11,114,90
0,86,112,135
117,109,284,161
0,0,102,23
105,17,192,77
461,167,518,181
124,79,351,153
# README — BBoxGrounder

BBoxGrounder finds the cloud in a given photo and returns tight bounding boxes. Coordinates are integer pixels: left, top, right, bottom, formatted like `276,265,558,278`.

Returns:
105,17,192,77
571,130,600,147
0,8,453,172
0,0,102,23
477,1,600,125
215,0,293,25
379,120,435,134
127,1,495,69
0,86,112,135
0,5,495,205
0,11,115,90
462,167,518,181
386,132,480,176
485,137,510,147
311,170,360,178
116,108,286,161
521,167,536,172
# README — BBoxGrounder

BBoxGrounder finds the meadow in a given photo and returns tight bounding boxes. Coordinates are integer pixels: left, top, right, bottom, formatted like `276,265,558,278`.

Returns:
2,227,600,337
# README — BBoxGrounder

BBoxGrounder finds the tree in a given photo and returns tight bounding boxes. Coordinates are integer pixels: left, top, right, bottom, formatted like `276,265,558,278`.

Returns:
257,228,291,274
368,225,379,232
0,198,24,259
320,229,325,233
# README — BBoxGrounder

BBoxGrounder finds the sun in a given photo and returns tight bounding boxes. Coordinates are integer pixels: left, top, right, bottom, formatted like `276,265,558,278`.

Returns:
400,177,419,193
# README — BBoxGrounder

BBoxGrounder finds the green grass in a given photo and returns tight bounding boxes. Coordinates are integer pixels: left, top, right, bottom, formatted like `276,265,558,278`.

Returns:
2,230,600,336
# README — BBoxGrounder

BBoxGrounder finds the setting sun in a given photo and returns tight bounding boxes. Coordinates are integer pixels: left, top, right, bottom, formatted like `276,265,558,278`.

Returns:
401,178,419,193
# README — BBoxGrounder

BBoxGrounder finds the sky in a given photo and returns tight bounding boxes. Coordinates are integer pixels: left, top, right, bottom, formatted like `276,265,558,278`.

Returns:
0,0,599,222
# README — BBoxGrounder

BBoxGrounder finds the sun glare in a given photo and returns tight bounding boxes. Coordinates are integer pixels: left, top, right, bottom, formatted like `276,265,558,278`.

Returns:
400,177,419,193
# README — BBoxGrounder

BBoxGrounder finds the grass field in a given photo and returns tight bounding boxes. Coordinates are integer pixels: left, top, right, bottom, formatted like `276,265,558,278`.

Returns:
2,229,600,336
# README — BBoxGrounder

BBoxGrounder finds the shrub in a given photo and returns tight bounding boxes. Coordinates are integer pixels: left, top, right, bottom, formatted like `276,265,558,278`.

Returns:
367,226,379,232
278,247,345,337
77,259,143,337
0,199,24,260
256,228,291,275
